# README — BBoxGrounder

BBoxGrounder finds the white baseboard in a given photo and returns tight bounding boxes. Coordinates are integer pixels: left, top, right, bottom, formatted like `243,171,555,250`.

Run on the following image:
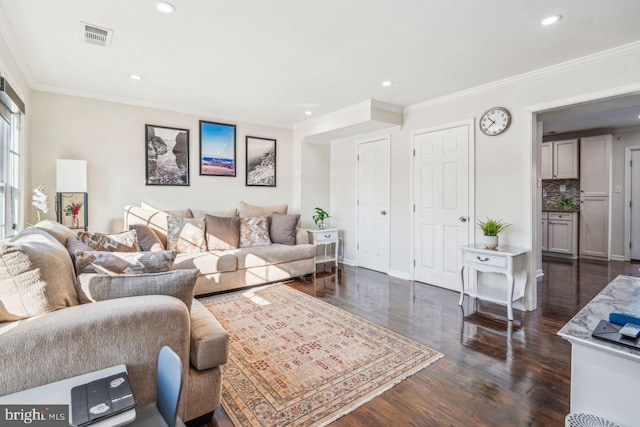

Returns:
388,269,411,280
611,255,627,262
339,258,356,266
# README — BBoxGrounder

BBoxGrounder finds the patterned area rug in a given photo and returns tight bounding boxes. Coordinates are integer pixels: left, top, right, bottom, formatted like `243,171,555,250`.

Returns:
200,284,443,426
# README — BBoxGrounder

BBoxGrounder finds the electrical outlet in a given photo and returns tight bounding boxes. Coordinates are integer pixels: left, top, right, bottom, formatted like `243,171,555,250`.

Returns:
560,184,566,192
614,185,622,193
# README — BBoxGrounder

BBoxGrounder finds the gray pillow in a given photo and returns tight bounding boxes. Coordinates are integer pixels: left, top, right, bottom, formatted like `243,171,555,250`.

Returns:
205,214,240,250
74,250,176,275
76,269,198,311
78,230,140,252
270,213,301,245
129,224,164,251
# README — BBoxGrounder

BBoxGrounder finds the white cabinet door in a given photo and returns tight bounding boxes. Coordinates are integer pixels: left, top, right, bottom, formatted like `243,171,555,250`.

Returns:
541,219,548,251
553,139,579,179
548,220,573,253
580,197,610,259
580,135,611,197
541,142,553,180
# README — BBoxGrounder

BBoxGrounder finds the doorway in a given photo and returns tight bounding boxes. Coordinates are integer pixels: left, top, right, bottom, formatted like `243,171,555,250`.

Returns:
356,136,390,273
627,146,640,260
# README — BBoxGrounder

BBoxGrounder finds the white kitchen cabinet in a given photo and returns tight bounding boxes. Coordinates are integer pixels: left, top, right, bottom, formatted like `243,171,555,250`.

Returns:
541,139,579,180
542,212,578,258
579,197,610,259
580,135,612,197
541,212,548,251
540,142,553,180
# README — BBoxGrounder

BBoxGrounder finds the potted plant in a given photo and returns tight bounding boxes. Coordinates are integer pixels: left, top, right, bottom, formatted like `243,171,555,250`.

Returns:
477,217,510,249
312,207,330,230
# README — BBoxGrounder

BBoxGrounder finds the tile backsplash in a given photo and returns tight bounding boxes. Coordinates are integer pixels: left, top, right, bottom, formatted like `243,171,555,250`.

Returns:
542,179,580,210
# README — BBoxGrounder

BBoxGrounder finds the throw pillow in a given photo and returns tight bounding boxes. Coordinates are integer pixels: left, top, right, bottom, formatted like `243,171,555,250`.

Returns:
74,250,176,275
239,216,271,248
270,213,301,245
166,216,206,254
76,269,198,311
0,228,78,322
78,230,140,252
238,201,288,217
205,214,240,251
65,238,95,269
129,224,164,251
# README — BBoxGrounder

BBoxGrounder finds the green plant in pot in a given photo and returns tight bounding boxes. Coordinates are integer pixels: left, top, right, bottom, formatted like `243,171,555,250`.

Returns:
312,207,330,230
477,218,510,249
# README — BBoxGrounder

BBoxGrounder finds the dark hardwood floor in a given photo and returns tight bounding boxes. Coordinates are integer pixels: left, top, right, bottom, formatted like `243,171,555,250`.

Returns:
205,258,640,426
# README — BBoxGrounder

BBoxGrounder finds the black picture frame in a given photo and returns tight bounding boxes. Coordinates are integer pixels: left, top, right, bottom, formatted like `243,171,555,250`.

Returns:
145,124,190,186
245,136,276,187
56,192,88,231
199,120,237,177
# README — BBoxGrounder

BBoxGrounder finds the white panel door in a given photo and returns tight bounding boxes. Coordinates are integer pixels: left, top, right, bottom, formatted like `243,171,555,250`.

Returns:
413,125,470,290
632,150,640,260
357,137,390,272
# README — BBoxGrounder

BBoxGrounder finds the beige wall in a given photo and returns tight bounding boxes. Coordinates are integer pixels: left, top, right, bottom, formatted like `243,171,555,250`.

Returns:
28,91,294,232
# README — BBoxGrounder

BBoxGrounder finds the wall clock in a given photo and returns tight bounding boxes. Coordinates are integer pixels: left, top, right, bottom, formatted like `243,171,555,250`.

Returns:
479,107,511,136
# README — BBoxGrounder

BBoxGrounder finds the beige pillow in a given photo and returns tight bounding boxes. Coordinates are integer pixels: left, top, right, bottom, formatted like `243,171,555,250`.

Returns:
76,269,198,311
0,228,78,321
129,224,164,251
34,220,78,245
74,250,176,275
238,201,287,218
78,230,140,252
205,214,240,251
167,217,206,254
163,208,193,218
240,216,271,248
191,208,238,219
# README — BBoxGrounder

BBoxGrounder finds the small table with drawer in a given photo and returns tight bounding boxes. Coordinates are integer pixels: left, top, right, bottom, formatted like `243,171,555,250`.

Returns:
458,244,529,321
307,229,339,267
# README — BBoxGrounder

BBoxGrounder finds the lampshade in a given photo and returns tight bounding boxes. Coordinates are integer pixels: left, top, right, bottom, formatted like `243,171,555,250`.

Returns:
56,159,87,192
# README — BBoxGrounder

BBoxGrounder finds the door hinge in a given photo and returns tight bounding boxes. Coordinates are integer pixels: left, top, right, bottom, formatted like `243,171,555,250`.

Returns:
413,204,416,212
630,241,632,249
357,199,359,206
357,243,359,250
631,201,633,208
413,149,416,157
413,259,416,267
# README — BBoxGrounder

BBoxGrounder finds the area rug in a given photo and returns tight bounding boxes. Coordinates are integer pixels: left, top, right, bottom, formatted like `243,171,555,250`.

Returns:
200,284,443,426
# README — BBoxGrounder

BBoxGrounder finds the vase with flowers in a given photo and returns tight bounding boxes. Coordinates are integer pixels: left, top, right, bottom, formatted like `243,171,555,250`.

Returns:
64,201,83,228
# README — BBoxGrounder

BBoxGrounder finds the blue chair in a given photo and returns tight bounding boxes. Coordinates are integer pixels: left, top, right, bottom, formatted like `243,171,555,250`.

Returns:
130,346,185,427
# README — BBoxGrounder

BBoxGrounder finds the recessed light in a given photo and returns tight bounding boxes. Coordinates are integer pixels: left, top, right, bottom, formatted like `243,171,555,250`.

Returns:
382,80,393,87
156,1,175,13
304,111,313,116
637,114,640,119
541,15,562,26
130,74,143,80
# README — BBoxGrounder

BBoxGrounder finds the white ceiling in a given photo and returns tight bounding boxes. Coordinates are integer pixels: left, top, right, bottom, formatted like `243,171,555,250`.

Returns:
539,94,640,135
2,0,640,127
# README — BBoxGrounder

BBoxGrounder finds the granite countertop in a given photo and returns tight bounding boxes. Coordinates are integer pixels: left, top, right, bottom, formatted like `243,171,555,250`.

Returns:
558,275,640,360
542,207,579,213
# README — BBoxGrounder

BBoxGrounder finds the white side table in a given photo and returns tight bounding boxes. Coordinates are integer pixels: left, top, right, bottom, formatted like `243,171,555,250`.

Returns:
458,244,529,321
0,364,135,426
307,228,339,267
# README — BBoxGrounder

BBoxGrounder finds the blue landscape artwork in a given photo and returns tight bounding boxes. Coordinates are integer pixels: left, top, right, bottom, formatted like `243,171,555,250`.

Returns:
199,121,236,176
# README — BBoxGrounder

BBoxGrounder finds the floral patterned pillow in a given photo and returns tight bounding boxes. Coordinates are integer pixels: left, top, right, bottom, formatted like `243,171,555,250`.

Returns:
239,216,271,248
166,217,206,253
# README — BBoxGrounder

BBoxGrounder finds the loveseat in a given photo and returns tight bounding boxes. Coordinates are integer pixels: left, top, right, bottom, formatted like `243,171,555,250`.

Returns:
123,202,317,295
0,221,229,424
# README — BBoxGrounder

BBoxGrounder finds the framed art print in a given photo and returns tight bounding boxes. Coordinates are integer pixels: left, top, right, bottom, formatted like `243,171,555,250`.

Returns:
145,124,190,186
199,121,236,176
246,136,276,187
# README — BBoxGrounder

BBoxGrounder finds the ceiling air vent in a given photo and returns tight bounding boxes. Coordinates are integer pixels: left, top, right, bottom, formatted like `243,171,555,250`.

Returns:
79,22,113,47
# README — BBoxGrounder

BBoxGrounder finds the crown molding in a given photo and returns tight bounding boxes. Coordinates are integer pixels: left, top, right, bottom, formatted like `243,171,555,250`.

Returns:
405,41,640,114
33,83,293,130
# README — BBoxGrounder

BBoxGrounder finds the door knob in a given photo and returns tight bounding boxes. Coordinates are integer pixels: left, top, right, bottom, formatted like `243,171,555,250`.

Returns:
458,216,467,222
381,210,387,215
